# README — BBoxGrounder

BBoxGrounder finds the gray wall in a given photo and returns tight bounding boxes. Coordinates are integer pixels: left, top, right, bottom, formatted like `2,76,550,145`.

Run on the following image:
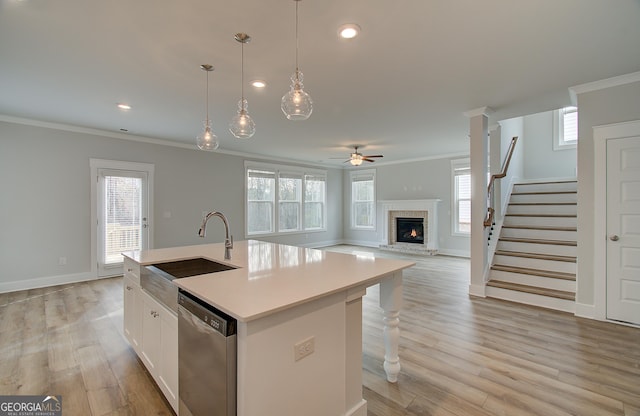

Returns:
523,110,577,179
0,120,343,290
575,80,640,309
342,157,470,257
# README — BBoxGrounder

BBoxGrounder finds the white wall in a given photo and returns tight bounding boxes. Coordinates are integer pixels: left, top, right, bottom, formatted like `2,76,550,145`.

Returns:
0,120,343,291
523,110,577,179
342,157,470,257
574,79,640,313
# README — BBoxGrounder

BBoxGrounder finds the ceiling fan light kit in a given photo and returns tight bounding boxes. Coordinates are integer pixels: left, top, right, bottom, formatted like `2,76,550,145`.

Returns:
343,146,383,166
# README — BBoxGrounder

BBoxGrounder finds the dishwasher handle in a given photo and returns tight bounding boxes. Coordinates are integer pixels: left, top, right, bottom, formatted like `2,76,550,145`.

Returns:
178,290,237,337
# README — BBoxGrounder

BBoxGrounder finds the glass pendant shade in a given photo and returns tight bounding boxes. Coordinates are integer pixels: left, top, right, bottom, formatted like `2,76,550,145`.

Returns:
230,32,256,139
229,98,255,139
282,0,312,121
196,64,218,151
281,70,312,120
197,120,219,151
350,153,363,166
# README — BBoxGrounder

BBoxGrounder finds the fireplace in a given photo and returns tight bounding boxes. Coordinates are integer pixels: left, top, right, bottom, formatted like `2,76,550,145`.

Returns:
379,199,440,255
396,217,424,244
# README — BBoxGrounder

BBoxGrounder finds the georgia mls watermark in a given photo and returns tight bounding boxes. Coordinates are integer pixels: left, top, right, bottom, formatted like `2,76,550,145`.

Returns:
0,395,62,416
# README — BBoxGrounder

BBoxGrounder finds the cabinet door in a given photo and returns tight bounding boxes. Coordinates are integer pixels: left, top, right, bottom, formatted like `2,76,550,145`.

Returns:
141,292,162,374
123,276,142,353
159,308,178,410
140,291,179,413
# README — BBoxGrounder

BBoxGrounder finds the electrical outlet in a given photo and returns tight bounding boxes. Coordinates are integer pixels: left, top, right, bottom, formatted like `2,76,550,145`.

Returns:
294,336,315,361
58,257,67,266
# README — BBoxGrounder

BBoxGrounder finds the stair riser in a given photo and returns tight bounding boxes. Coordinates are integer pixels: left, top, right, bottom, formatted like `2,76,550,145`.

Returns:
497,241,577,257
489,270,576,291
485,286,576,313
510,193,577,203
506,204,577,215
504,216,577,228
512,182,577,193
501,228,576,240
493,255,576,273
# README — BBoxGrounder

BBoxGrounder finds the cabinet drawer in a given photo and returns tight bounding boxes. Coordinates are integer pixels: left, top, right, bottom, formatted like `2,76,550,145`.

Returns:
123,258,140,284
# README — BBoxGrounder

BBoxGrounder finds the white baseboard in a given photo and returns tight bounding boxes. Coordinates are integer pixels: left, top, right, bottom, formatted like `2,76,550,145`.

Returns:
300,239,344,249
468,283,486,297
437,248,470,258
340,239,380,248
0,271,96,294
574,302,596,319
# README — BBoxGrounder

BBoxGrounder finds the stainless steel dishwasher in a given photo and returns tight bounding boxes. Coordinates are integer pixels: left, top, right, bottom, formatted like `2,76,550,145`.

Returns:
178,289,237,416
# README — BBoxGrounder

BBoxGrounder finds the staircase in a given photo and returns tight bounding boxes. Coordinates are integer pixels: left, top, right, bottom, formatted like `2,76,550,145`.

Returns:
486,180,577,313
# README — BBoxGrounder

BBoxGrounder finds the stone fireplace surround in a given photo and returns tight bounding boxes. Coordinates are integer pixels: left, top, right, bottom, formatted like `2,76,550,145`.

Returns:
379,199,440,255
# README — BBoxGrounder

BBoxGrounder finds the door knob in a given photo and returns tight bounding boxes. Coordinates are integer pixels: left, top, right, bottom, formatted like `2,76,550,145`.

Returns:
609,235,619,241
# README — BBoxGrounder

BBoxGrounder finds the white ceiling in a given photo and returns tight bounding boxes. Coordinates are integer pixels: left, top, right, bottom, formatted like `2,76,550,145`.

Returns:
1,0,639,166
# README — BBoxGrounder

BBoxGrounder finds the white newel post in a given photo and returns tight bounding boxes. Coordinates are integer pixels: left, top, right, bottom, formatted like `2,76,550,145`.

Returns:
379,271,403,382
465,106,492,297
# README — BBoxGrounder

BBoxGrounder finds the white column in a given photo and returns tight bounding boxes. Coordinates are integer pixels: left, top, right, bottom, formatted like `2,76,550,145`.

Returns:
379,272,403,382
465,107,492,297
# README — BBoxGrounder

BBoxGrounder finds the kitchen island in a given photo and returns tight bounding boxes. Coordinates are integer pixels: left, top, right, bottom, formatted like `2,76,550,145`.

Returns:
123,240,414,416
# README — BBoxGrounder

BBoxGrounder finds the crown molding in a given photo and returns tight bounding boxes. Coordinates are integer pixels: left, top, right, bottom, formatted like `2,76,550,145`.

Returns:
569,70,640,102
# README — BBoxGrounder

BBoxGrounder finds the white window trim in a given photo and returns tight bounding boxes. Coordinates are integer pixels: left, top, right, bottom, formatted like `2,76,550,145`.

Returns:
451,158,470,237
553,106,578,150
244,161,327,238
350,169,376,231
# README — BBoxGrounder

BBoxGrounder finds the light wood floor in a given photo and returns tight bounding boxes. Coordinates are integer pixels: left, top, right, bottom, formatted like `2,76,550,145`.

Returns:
1,245,639,415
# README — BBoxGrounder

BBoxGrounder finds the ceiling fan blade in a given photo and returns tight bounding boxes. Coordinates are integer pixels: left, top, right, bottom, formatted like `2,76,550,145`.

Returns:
363,158,376,162
363,155,383,158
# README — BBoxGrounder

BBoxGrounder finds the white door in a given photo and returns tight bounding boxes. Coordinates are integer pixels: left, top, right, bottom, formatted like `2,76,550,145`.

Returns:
606,135,640,325
97,168,149,277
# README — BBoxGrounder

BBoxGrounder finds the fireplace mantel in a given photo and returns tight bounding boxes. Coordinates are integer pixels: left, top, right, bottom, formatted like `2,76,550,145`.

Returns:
379,199,441,255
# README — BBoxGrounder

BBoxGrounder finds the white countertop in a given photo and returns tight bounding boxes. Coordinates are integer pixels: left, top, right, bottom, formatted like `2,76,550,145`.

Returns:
124,240,414,322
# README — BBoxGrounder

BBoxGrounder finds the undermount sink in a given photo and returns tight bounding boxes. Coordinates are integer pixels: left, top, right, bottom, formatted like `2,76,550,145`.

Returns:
149,257,237,280
141,257,237,314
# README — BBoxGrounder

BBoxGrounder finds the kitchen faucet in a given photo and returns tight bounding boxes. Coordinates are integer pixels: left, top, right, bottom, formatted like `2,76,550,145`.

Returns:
198,211,233,260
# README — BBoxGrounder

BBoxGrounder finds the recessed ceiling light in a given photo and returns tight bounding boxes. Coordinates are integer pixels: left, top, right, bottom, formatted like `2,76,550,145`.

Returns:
117,103,131,110
251,80,266,88
338,24,360,39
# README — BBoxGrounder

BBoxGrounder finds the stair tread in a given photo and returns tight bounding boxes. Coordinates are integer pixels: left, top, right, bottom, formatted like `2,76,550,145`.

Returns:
487,280,576,300
511,190,577,195
491,264,576,280
508,202,577,206
505,213,576,218
494,250,576,262
502,225,577,231
499,237,577,246
515,180,577,186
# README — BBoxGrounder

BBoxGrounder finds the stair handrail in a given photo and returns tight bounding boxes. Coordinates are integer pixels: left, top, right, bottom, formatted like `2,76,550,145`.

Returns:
484,136,518,227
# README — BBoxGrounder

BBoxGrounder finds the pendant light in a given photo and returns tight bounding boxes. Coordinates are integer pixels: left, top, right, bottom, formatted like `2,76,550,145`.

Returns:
196,64,219,151
229,33,256,139
281,0,313,120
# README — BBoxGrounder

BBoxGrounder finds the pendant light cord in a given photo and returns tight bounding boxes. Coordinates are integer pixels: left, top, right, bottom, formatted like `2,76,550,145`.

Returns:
205,71,210,124
241,40,245,101
295,0,299,75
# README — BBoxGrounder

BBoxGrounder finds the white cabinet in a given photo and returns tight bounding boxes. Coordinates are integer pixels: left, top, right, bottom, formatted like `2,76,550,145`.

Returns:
123,275,142,353
122,257,178,413
123,258,142,354
140,290,179,412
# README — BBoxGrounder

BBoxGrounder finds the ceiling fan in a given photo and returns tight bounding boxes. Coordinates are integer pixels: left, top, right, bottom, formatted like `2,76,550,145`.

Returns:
338,146,384,166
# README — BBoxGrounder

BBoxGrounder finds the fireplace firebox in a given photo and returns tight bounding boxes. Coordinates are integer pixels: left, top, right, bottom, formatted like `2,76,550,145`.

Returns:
396,217,424,244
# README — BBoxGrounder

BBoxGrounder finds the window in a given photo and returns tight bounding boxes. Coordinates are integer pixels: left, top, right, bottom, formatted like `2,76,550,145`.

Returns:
452,159,470,235
245,162,326,236
553,106,578,150
351,169,375,229
247,169,275,234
